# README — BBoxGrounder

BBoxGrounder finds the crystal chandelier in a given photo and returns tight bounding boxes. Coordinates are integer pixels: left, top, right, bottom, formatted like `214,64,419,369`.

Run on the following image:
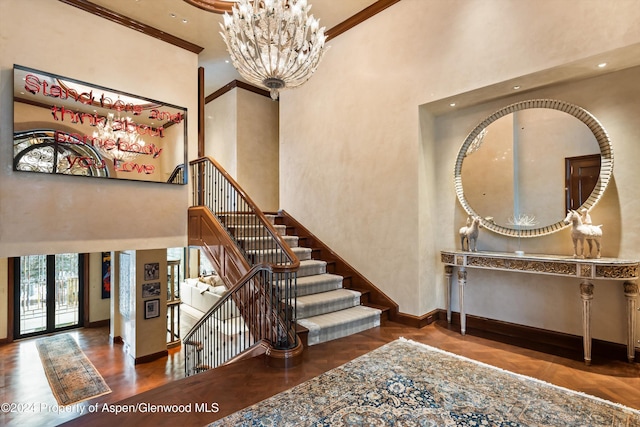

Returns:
220,0,328,100
93,113,145,162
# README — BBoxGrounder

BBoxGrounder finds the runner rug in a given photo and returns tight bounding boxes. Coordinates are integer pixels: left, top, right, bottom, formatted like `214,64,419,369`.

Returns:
210,338,640,426
35,333,111,406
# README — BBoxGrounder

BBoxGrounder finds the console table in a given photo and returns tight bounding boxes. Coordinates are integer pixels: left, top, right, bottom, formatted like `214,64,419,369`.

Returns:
440,250,639,365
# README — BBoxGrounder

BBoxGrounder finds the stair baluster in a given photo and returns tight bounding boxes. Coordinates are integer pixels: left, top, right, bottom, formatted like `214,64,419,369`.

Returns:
185,157,300,376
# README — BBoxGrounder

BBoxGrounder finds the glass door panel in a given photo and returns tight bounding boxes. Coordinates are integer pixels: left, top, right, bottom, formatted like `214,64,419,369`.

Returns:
54,253,80,329
15,253,84,339
18,255,48,335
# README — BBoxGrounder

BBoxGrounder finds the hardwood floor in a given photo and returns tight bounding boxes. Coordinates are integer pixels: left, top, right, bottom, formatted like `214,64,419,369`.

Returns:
1,319,639,427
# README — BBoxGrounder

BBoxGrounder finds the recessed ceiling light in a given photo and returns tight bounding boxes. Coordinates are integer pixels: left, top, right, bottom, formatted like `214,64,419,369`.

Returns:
182,19,188,23
598,62,607,68
449,102,456,107
225,60,230,63
170,13,176,18
513,85,521,90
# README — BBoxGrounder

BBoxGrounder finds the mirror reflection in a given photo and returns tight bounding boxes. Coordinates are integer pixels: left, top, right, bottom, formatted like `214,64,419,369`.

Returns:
462,108,599,229
13,65,188,184
455,99,613,238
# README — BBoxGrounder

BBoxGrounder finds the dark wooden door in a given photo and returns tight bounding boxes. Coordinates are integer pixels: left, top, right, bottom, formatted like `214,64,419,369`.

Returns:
565,154,600,211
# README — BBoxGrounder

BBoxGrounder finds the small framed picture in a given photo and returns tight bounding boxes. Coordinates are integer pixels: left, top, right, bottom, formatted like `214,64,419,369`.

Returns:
142,282,161,298
144,299,160,319
144,262,160,281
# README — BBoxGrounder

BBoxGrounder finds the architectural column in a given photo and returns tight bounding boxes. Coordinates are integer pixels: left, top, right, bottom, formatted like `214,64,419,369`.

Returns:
624,281,639,363
580,281,594,365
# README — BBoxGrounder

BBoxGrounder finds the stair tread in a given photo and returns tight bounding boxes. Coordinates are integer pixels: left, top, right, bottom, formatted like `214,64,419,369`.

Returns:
296,259,328,277
239,235,297,243
346,287,370,294
295,289,362,319
296,272,342,285
300,259,327,266
296,288,360,304
238,235,299,249
246,246,309,255
229,223,286,230
294,273,343,296
298,305,381,327
297,306,381,346
363,302,390,311
293,247,312,261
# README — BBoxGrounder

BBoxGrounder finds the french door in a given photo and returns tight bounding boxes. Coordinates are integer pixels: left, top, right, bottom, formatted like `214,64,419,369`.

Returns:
14,253,85,339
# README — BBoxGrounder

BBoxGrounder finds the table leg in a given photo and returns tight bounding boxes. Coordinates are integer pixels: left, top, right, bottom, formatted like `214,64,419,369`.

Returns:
458,268,467,335
445,266,453,324
624,281,638,363
580,281,594,365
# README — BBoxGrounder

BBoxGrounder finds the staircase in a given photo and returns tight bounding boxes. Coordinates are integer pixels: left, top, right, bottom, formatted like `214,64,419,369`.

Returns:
232,213,384,346
186,156,396,375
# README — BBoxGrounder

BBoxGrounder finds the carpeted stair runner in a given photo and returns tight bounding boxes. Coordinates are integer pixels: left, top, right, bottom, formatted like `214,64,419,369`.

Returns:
297,306,382,346
224,213,381,347
262,214,381,346
297,259,330,277
296,273,343,296
295,288,362,319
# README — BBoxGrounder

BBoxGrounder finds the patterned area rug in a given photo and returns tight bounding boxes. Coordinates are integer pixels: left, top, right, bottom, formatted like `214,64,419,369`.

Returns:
36,334,111,406
210,338,640,426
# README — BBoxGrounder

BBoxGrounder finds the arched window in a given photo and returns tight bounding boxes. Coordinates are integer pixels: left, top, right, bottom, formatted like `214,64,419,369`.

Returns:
13,129,109,177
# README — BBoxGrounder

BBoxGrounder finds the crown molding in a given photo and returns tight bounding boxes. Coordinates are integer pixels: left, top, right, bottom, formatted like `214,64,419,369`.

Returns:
58,0,205,54
181,0,403,40
57,0,402,53
206,80,272,103
326,0,402,41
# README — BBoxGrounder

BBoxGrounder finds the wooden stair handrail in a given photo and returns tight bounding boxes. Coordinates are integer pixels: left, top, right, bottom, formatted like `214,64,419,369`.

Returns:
185,158,302,374
190,156,299,270
185,263,292,339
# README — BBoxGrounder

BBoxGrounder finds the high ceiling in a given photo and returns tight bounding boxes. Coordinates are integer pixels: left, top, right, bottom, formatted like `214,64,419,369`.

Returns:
87,0,379,95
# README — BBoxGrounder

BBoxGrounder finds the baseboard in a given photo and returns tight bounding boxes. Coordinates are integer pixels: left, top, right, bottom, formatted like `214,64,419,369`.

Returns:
86,319,109,328
439,310,639,363
111,335,124,344
135,350,169,365
394,308,440,328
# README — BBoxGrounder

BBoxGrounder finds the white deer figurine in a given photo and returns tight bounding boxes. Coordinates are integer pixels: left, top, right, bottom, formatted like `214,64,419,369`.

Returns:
563,210,602,259
460,216,481,252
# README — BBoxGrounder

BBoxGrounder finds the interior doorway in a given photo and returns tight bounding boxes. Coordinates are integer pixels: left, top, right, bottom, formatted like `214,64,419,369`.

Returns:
13,253,85,339
565,154,601,212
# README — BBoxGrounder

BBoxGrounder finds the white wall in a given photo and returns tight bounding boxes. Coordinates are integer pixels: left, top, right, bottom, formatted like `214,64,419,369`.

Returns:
279,0,640,346
134,249,167,360
237,89,279,212
0,0,198,258
0,0,198,340
206,91,238,176
205,87,280,211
